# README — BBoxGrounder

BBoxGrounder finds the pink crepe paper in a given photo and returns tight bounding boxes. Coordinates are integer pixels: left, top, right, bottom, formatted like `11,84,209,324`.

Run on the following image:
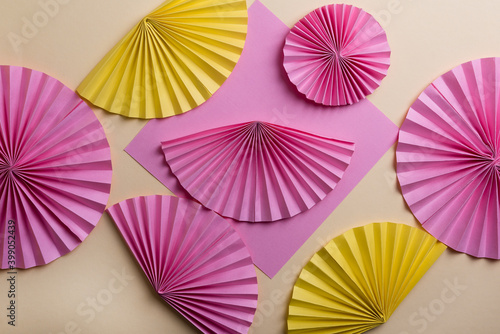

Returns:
107,195,258,334
162,121,355,222
283,4,391,106
397,57,500,259
126,1,398,278
0,65,112,269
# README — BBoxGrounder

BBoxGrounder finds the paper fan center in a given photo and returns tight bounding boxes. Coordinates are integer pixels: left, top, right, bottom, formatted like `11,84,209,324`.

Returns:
482,150,500,171
141,17,154,29
489,156,500,170
247,121,269,138
326,49,341,63
251,121,264,131
0,156,24,180
322,40,345,64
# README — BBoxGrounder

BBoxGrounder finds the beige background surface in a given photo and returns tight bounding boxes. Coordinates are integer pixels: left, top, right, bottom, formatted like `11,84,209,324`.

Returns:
1,0,500,333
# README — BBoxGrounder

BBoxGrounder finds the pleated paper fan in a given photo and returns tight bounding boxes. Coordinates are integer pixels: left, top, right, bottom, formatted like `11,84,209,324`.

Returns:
283,4,391,106
77,0,248,119
397,57,500,259
161,121,355,222
106,195,258,334
0,65,112,269
288,223,446,333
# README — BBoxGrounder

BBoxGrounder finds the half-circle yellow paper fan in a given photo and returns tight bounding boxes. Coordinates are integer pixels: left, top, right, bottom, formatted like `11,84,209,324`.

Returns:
288,222,447,333
77,0,248,119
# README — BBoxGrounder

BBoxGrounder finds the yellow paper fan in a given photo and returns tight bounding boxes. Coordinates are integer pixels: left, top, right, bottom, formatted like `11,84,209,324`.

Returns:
77,0,248,119
288,223,447,334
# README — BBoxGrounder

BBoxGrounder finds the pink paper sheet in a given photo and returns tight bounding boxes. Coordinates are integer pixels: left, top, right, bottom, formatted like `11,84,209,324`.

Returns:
126,1,398,278
162,121,355,222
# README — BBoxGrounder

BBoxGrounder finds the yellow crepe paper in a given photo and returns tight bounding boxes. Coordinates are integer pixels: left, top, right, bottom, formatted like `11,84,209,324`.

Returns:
77,0,248,119
288,222,447,334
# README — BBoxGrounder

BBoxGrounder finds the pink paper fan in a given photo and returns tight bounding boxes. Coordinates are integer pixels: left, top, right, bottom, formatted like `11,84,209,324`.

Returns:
283,4,391,106
0,65,112,269
161,121,354,222
397,57,500,258
107,195,258,334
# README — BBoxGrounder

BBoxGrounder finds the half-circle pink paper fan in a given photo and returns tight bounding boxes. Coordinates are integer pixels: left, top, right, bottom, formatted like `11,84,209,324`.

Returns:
397,57,500,259
106,195,258,334
283,4,391,106
162,121,354,222
0,65,112,269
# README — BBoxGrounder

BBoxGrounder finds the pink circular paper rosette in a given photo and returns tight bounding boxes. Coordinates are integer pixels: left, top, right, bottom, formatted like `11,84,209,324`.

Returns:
0,66,112,269
283,4,391,106
397,57,500,259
